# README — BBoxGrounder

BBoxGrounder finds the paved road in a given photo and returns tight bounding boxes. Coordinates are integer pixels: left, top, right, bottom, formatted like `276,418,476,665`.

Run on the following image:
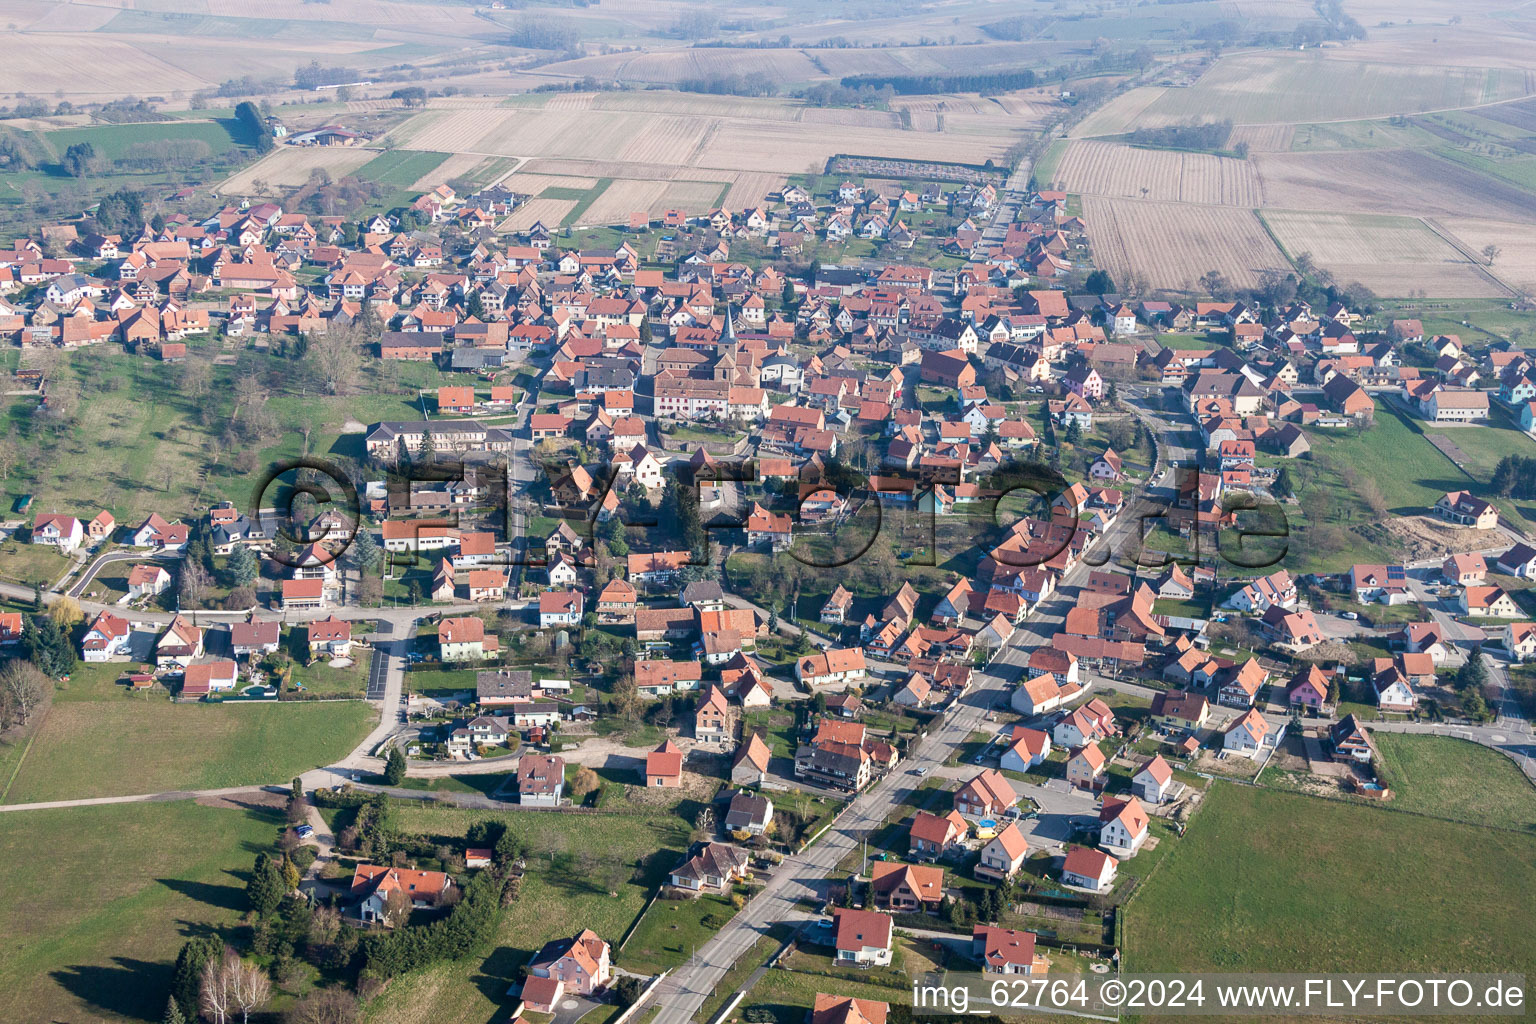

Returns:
67,548,183,599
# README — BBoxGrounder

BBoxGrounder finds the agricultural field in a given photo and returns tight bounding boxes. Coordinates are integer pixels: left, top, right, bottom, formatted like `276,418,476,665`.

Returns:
1126,783,1536,978
353,148,451,187
0,800,286,1024
381,90,1031,192
218,144,378,192
1260,210,1504,299
1054,139,1263,205
1133,53,1530,126
500,197,578,232
1226,122,1295,152
418,153,518,190
1081,197,1288,293
1445,217,1536,294
1253,149,1536,223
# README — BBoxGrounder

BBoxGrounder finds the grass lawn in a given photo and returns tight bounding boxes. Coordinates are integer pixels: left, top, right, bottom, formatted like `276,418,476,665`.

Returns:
291,652,368,698
46,119,247,161
0,800,283,1024
365,801,695,1024
0,537,73,586
618,894,736,974
1125,782,1536,977
1373,733,1536,833
2,698,374,804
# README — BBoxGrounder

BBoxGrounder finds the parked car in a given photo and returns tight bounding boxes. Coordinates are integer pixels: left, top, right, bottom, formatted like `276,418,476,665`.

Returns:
1341,611,1359,620
296,824,315,839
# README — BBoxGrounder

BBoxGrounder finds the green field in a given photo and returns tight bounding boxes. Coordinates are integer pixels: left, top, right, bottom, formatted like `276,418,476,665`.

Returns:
1373,733,1536,832
1,697,373,804
619,894,736,974
0,800,283,1023
96,8,378,41
356,149,452,187
1125,783,1536,977
366,801,695,1024
1289,117,1439,152
46,119,247,161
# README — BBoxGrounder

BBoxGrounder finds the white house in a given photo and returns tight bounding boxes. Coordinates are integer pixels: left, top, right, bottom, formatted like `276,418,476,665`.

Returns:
833,908,892,967
1098,796,1149,857
1060,846,1117,891
1222,708,1269,758
1131,755,1174,804
31,513,83,553
999,727,1050,773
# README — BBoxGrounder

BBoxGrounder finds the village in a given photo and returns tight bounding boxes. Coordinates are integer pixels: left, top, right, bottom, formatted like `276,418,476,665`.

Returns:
2,96,1536,1024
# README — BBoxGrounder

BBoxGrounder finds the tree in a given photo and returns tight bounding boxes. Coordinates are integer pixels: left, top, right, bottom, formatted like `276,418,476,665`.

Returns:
47,594,83,627
382,886,412,928
226,544,259,587
1084,269,1114,295
179,558,212,607
384,746,407,786
286,988,359,1024
0,659,53,730
1482,244,1501,266
200,950,237,1024
569,766,600,802
231,957,271,1024
1456,650,1488,692
162,996,188,1024
62,141,98,177
22,614,74,678
172,936,222,1021
350,526,381,574
247,852,286,917
1326,675,1340,705
305,322,363,396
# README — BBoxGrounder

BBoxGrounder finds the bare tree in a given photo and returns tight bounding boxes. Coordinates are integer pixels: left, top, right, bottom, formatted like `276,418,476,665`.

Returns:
1482,244,1501,266
200,950,236,1024
382,887,412,928
286,988,359,1024
179,559,212,607
0,433,17,480
230,958,272,1024
306,323,363,396
0,660,52,730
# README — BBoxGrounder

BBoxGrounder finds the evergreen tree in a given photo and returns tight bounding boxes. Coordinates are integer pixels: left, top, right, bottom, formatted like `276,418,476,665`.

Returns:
464,290,485,320
1064,418,1082,445
23,613,74,677
247,852,286,917
419,428,437,458
1326,675,1340,705
350,526,381,574
226,544,258,587
384,746,407,786
31,581,41,612
394,435,411,468
161,995,187,1024
171,936,221,1020
1272,466,1294,499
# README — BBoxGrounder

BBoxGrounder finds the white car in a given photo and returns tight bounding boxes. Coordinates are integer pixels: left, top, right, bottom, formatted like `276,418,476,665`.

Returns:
1340,611,1359,620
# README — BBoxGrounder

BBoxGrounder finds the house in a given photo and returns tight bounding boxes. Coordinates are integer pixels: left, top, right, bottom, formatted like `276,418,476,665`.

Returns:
833,908,893,967
1061,846,1118,891
477,668,534,707
669,842,751,893
892,672,934,708
1502,622,1536,662
125,564,171,599
538,589,583,628
521,976,564,1014
155,615,203,672
973,925,1049,975
179,659,239,698
305,616,354,658
1131,755,1174,804
1461,586,1521,618
953,769,1017,818
229,619,280,658
909,809,968,861
1223,708,1270,758
1226,570,1297,614
1053,698,1115,747
1371,660,1419,711
796,647,867,687
130,513,188,551
731,732,772,786
813,994,889,1024
645,740,684,787
869,860,944,912
695,684,733,743
1329,714,1377,763
821,585,854,624
351,865,453,924
974,821,1030,881
1150,689,1209,732
1349,563,1411,605
81,611,133,661
517,754,565,806
1066,743,1107,789
1287,665,1331,709
725,790,773,836
1496,542,1536,579
281,578,326,611
31,513,83,552
1442,552,1487,587
1098,795,1150,857
1217,658,1267,708
1000,727,1050,773
1433,490,1499,530
528,930,612,996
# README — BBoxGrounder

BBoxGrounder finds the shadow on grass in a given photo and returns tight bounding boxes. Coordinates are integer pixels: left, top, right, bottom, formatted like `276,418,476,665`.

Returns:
158,876,248,914
52,957,171,1021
